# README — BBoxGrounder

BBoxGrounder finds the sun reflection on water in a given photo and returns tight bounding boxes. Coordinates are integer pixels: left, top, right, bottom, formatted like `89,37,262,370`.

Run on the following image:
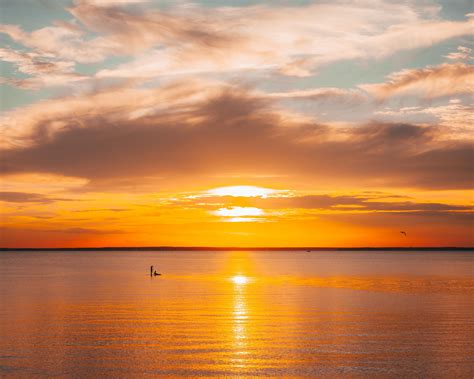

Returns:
230,274,250,369
232,275,249,285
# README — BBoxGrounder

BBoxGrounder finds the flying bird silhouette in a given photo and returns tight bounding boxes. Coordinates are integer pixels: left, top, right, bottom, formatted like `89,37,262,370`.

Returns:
400,231,407,236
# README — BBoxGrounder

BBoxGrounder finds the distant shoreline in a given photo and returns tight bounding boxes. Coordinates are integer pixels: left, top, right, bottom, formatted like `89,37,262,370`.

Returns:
0,247,472,251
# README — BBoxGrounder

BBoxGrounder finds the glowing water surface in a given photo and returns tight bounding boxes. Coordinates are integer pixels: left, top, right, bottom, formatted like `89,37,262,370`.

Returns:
0,250,473,377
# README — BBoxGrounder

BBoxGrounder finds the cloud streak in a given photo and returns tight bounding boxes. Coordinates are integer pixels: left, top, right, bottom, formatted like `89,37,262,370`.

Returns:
0,191,59,203
178,192,472,213
361,63,474,100
444,46,473,61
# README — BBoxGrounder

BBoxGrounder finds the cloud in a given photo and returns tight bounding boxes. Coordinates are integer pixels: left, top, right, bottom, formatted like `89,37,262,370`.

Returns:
0,82,472,189
0,173,88,194
0,23,117,64
258,195,472,212
0,79,217,149
57,227,122,234
361,63,474,100
375,100,474,138
93,3,474,80
72,208,128,212
0,47,75,76
0,47,87,89
444,46,473,61
265,88,365,103
1,1,472,83
178,192,472,213
0,191,61,203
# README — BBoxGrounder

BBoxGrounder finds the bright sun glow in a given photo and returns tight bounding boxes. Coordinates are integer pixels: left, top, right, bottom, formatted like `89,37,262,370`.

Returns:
213,206,264,217
208,186,276,198
232,275,248,285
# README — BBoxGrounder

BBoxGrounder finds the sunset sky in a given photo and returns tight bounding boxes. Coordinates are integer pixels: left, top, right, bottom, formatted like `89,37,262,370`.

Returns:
0,0,472,247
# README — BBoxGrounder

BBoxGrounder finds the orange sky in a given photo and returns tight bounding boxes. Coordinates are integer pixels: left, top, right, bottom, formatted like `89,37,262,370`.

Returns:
1,182,472,247
0,0,472,247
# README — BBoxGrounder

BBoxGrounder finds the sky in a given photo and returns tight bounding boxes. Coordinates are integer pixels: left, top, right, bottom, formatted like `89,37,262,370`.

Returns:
0,0,472,248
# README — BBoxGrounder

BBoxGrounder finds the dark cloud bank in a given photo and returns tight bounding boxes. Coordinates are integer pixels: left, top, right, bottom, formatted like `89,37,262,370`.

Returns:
1,87,472,190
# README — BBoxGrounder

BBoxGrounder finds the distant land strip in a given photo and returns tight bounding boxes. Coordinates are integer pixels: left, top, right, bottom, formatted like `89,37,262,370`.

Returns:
0,247,472,251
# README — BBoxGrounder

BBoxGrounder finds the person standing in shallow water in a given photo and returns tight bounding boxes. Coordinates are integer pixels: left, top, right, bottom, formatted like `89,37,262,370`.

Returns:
150,265,153,277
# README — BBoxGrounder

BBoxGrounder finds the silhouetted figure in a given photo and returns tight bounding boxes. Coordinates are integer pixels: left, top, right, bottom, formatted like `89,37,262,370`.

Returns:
400,231,407,237
153,270,161,276
150,265,154,276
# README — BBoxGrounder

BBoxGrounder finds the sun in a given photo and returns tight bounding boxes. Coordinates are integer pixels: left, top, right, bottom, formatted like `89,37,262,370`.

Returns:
212,206,264,222
207,186,276,198
213,206,263,217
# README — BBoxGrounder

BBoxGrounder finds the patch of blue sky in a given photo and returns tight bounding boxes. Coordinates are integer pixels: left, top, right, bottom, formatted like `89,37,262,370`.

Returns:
438,0,472,20
0,60,16,78
75,55,132,75
171,0,472,19
0,35,31,54
0,56,60,112
0,84,56,111
0,61,43,112
0,0,73,31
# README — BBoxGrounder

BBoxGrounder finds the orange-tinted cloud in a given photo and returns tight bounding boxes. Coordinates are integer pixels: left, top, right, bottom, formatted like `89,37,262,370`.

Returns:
0,192,63,203
0,83,472,189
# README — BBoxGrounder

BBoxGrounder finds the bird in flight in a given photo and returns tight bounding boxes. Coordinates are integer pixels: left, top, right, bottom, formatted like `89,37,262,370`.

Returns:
400,231,407,237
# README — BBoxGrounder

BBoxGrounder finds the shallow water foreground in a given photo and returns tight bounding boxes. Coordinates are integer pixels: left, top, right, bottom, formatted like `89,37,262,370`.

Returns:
0,250,473,377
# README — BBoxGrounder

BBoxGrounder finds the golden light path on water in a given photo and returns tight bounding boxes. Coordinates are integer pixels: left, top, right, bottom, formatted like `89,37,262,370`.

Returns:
230,274,250,370
224,251,254,371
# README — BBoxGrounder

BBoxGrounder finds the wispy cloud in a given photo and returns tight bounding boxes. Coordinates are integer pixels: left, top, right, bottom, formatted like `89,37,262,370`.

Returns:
0,47,87,89
375,99,474,138
0,191,60,203
361,63,474,100
93,3,474,80
1,1,472,87
57,227,123,234
265,88,365,103
444,46,473,61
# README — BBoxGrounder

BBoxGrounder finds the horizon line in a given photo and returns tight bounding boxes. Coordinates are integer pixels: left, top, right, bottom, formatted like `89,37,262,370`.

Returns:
1,246,472,251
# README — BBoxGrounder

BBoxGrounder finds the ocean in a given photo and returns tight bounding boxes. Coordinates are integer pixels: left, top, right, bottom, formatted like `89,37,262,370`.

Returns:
0,249,473,377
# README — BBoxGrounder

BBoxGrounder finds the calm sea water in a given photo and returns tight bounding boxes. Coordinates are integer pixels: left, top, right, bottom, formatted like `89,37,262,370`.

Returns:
0,250,473,377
